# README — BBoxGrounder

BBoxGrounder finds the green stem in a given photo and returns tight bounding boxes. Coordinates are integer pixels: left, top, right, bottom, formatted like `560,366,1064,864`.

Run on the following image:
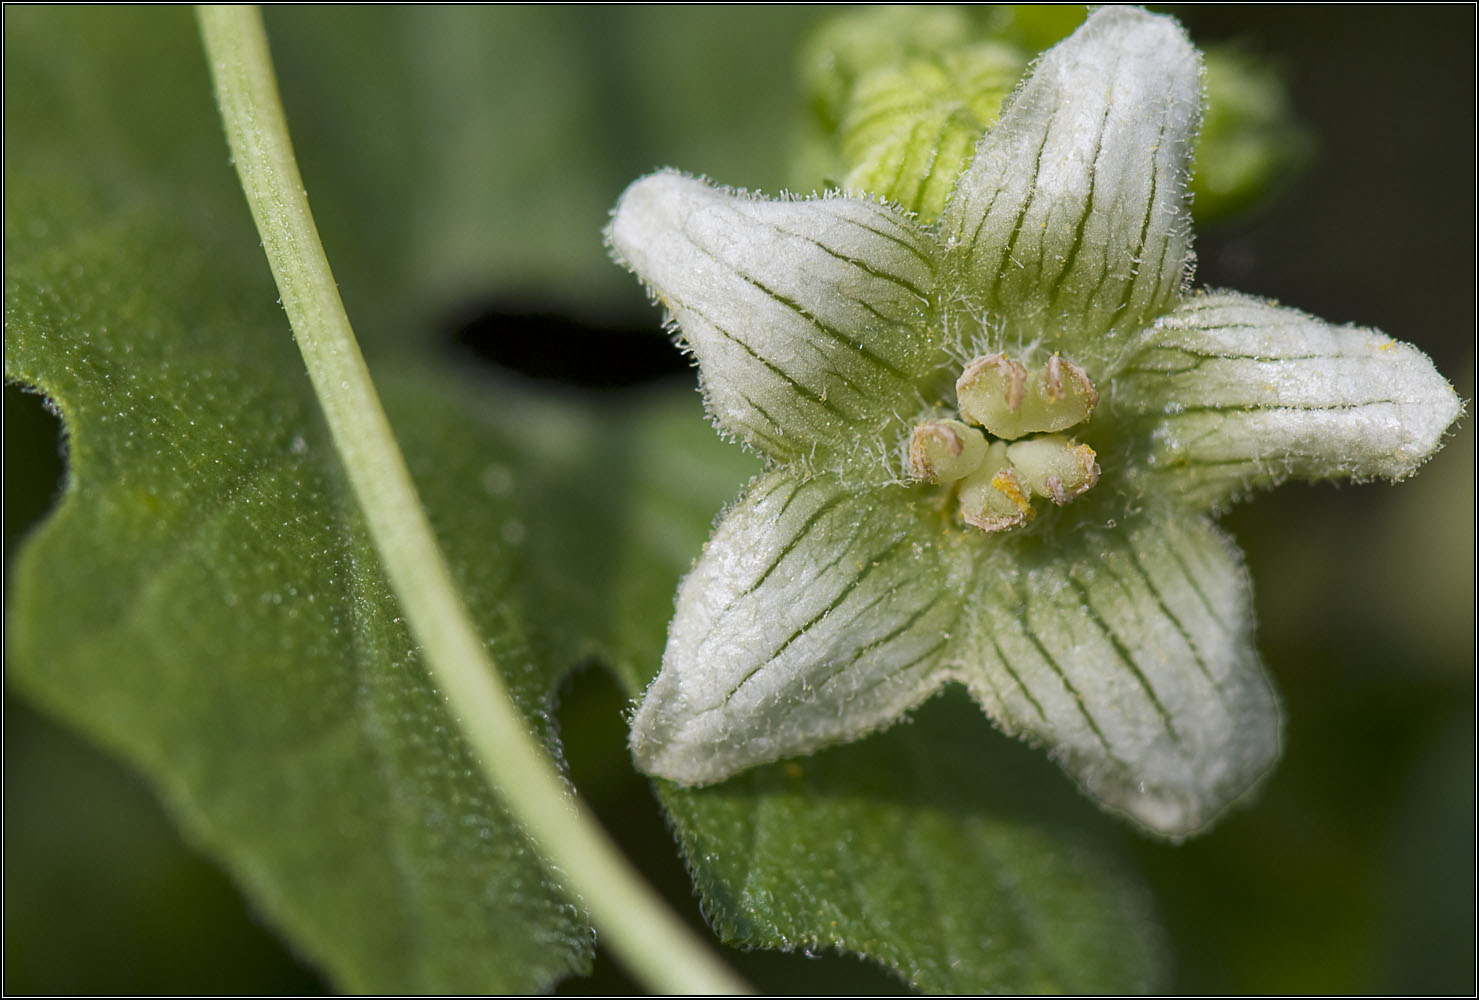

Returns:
195,7,747,995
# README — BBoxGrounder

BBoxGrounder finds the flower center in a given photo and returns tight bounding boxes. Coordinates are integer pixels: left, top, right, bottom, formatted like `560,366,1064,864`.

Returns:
905,353,1100,532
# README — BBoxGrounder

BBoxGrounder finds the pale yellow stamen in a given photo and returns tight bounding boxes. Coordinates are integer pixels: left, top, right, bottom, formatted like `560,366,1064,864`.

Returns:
957,442,1034,532
957,353,1099,440
909,354,1102,534
1006,435,1100,505
906,419,988,483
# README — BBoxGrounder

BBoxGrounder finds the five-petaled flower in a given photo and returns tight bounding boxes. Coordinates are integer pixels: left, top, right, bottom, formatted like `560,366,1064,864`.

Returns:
607,6,1460,837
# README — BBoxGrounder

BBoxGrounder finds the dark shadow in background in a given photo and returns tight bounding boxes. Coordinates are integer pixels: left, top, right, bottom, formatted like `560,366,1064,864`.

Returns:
445,302,689,389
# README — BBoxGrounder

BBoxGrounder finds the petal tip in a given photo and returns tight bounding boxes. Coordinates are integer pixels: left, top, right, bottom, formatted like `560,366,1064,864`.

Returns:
628,667,716,786
606,169,697,276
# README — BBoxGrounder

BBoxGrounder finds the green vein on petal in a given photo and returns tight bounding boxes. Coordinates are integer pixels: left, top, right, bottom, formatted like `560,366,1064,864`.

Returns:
939,6,1199,362
630,469,974,787
1113,290,1463,510
958,512,1281,838
608,172,945,473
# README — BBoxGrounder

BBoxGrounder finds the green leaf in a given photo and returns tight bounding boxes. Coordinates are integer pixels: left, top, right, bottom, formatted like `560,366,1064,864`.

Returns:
1,8,741,992
658,691,1166,993
1,697,323,994
3,152,731,990
1,150,757,990
5,243,582,996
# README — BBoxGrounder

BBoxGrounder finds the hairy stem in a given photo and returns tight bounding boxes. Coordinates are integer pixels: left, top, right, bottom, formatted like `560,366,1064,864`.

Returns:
195,7,746,994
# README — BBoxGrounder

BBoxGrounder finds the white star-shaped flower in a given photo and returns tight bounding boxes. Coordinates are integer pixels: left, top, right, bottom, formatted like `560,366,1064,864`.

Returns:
607,6,1460,837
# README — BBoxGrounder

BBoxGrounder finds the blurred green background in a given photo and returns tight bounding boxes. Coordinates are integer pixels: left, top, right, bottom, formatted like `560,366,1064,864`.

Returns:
5,6,1473,993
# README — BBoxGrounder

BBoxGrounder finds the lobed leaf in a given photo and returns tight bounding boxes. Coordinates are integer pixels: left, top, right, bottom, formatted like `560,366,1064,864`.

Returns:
0,8,695,991
4,191,594,996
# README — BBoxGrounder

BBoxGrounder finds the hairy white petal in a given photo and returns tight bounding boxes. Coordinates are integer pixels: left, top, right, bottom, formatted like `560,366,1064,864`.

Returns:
608,172,943,468
630,470,974,785
939,5,1199,360
607,9,1460,843
959,514,1280,838
1114,291,1463,508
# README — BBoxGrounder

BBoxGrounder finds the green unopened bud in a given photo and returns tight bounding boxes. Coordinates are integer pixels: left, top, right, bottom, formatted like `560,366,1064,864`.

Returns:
839,44,1026,220
957,441,1034,532
906,419,988,483
1006,435,1100,505
956,353,1098,440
